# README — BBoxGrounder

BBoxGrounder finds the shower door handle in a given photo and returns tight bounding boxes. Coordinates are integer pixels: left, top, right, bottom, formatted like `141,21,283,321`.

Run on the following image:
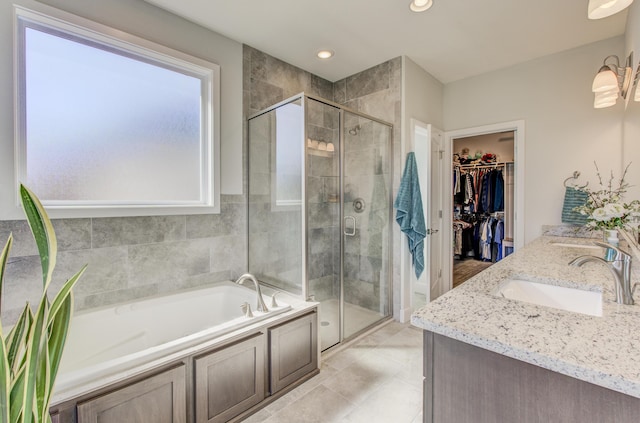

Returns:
344,216,356,236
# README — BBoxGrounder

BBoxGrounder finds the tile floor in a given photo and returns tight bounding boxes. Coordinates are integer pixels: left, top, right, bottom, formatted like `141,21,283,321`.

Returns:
243,321,424,423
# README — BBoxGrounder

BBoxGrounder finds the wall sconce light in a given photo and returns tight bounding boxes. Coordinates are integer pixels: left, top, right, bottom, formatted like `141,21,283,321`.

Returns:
409,0,433,12
592,54,633,108
588,0,634,19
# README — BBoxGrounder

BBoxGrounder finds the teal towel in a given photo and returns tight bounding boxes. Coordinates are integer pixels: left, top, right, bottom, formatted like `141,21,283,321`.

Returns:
394,153,426,279
561,186,589,225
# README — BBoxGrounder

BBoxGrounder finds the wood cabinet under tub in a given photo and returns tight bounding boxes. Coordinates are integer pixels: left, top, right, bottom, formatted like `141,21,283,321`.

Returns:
269,311,318,394
76,365,187,423
51,309,318,423
194,333,266,423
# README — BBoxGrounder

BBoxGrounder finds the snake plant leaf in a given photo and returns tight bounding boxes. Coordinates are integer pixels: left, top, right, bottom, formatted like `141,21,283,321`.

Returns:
47,266,85,328
1,332,10,423
10,365,26,423
19,295,48,423
19,185,57,291
6,306,30,377
35,336,50,423
45,291,72,405
0,233,12,316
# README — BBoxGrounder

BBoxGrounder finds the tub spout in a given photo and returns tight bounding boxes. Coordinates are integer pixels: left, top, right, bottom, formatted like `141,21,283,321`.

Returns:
568,241,634,305
235,273,269,312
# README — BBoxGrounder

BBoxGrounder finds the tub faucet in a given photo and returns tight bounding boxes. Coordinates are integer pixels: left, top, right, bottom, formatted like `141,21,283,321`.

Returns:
235,273,269,312
568,241,635,305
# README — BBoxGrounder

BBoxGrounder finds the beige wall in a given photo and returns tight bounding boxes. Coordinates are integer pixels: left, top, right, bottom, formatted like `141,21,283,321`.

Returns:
403,56,444,134
444,36,626,243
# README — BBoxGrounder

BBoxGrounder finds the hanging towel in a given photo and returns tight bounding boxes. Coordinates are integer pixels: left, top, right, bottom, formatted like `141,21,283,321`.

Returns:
394,152,426,279
561,186,589,225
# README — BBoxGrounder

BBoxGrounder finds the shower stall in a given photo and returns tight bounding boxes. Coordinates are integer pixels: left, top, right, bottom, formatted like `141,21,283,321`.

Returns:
247,93,393,350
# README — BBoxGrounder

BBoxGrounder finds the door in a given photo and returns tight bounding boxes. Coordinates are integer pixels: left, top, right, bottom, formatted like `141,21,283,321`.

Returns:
411,122,445,309
341,111,392,339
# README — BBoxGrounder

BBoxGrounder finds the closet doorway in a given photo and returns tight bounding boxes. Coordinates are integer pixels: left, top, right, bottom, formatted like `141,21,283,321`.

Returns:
443,121,525,293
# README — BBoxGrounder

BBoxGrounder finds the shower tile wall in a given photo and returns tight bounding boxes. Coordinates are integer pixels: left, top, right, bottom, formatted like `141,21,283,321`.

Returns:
0,201,246,326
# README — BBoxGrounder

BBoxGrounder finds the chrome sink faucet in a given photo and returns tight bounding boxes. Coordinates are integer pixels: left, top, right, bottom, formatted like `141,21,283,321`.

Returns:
568,241,635,305
235,273,269,312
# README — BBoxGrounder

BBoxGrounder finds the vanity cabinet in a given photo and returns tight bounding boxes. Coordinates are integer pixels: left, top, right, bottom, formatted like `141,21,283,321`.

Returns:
76,365,186,423
269,312,318,394
194,333,266,423
423,331,640,423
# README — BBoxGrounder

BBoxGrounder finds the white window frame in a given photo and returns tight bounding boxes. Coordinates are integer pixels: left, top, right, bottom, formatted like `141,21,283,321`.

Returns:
13,3,221,217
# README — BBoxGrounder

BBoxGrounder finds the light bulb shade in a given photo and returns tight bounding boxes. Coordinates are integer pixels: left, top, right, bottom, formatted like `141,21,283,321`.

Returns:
595,89,619,101
410,0,433,12
588,0,634,19
594,93,617,108
592,67,619,92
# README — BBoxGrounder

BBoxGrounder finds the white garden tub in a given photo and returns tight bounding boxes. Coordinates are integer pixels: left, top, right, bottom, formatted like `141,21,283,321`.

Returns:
55,281,290,396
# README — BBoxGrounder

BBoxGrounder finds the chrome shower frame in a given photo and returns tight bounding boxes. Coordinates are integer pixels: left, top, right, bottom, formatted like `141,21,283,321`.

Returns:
247,92,394,348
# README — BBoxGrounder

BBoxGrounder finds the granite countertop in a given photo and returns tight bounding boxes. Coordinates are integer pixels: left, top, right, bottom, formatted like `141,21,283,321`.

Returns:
411,235,640,398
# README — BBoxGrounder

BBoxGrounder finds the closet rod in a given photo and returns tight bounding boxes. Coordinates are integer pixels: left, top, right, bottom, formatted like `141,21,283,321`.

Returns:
455,161,514,170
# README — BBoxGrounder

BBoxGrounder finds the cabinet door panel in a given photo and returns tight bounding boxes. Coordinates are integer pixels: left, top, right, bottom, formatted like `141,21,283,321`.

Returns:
77,365,186,423
269,312,318,394
195,333,265,423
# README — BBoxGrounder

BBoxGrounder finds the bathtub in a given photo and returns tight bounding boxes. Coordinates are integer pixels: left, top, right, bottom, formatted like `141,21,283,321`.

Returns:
55,281,291,398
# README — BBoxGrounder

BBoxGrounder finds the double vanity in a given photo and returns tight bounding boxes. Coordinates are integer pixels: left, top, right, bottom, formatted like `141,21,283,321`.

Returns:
412,234,640,423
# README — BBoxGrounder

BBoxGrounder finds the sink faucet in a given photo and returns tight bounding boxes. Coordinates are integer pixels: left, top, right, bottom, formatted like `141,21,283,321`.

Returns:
568,241,635,305
235,273,269,312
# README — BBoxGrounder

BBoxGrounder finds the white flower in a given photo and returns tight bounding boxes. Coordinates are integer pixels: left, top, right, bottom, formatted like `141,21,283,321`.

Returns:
590,207,610,221
604,203,626,218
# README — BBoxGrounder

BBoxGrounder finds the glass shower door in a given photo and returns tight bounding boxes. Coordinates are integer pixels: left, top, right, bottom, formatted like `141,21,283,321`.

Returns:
305,98,341,351
342,112,392,339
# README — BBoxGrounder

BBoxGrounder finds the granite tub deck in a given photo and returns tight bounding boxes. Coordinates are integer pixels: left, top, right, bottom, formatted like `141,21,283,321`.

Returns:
411,235,640,398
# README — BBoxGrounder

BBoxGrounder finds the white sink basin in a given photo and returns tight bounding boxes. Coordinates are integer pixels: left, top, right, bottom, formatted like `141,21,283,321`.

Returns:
494,279,602,317
550,242,601,250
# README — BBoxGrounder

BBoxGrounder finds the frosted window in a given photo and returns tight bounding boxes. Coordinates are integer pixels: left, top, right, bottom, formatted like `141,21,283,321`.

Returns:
15,6,220,212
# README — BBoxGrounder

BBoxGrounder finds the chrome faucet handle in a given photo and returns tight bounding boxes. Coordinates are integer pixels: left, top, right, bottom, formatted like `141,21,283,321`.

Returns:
271,292,280,308
593,241,632,261
241,302,254,318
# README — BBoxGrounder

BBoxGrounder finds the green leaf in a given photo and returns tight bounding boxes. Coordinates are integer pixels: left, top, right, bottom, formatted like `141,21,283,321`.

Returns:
1,333,10,423
47,267,85,328
34,338,50,423
10,366,25,423
19,185,57,291
6,306,30,377
20,296,49,423
0,233,13,317
45,292,72,406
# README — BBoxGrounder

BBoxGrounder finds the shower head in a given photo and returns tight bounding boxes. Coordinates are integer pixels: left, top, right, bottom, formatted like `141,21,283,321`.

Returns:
348,124,361,135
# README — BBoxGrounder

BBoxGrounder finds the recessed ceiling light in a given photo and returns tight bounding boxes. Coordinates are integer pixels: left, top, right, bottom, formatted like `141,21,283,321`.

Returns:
410,0,433,12
317,50,334,59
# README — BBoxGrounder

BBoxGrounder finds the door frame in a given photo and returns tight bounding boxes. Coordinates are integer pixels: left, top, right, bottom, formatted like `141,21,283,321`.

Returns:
443,120,525,293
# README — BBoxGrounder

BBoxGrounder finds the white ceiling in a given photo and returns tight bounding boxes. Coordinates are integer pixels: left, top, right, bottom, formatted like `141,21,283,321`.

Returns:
143,0,628,84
